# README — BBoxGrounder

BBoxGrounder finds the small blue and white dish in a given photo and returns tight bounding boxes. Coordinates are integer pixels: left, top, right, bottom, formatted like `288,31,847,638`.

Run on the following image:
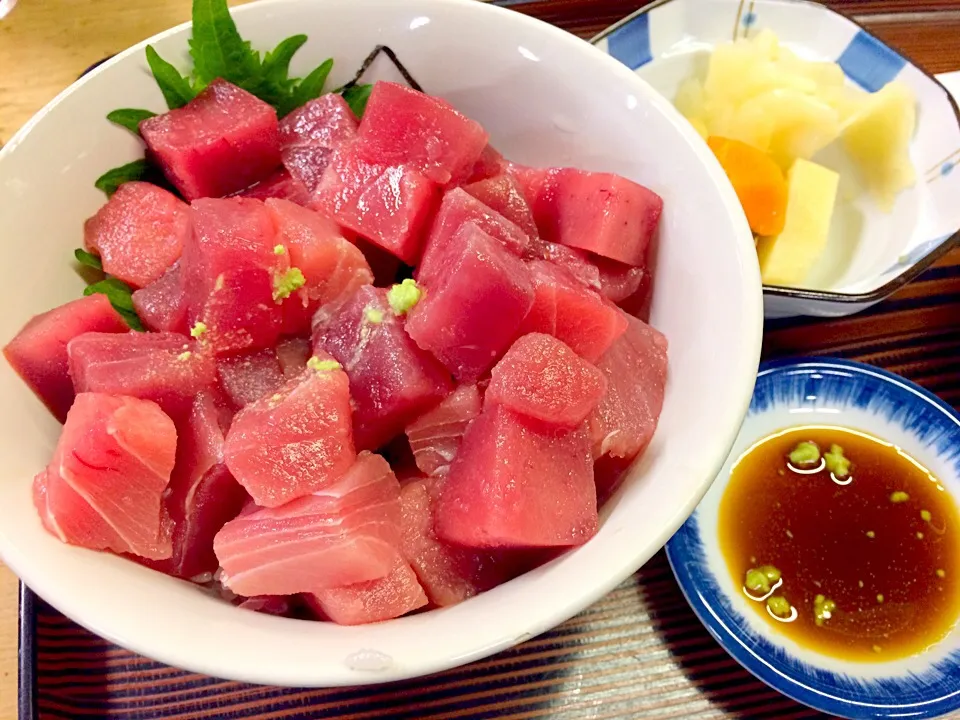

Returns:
592,0,960,319
666,358,960,719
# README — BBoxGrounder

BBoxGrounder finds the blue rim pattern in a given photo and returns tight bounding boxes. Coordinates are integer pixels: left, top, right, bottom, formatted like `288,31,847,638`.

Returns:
666,358,960,719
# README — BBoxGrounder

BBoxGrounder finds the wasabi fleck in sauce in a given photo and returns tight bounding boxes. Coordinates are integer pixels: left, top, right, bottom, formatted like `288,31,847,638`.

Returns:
719,425,960,661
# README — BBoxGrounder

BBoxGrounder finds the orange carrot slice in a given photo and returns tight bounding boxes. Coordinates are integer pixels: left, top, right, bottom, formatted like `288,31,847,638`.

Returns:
707,136,788,237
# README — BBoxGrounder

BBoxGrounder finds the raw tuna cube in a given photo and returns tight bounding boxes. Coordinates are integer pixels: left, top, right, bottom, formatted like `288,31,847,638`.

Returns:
541,244,600,290
214,452,403,595
488,334,607,428
306,558,427,625
593,255,647,304
37,393,176,559
505,162,552,204
266,198,373,335
405,384,481,477
223,357,356,506
401,477,510,606
356,82,488,185
589,315,668,460
148,392,249,580
140,79,281,200
407,223,534,382
311,143,438,264
435,404,597,549
236,168,311,206
67,331,215,420
530,169,662,267
4,295,128,422
462,175,539,240
276,337,311,378
417,189,531,287
217,349,285,409
455,144,506,186
280,93,359,192
182,197,287,354
313,285,452,450
517,260,627,363
83,181,190,288
131,261,189,334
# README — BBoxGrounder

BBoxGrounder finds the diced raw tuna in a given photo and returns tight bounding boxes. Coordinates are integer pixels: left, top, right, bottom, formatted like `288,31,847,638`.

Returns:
400,477,510,606
517,260,627,363
67,331,215,420
594,454,633,506
541,244,600,290
487,334,607,428
236,168,311,206
147,392,249,580
132,261,189,334
276,337,311,378
140,79,281,200
588,315,668,460
313,285,452,450
217,349,285,409
214,452,402,595
37,393,176,559
83,182,190,288
528,168,662,267
280,93,359,192
4,295,128,422
462,175,539,240
592,255,647,304
455,144,506,186
407,223,534,382
223,358,356,506
306,558,427,625
436,404,597,549
417,189,532,287
311,142,438,264
505,162,552,204
182,197,286,354
356,82,488,185
266,198,373,335
405,384,481,476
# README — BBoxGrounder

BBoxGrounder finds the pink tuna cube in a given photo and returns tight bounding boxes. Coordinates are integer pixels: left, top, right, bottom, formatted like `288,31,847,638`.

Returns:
131,261,189,334
236,168,311,207
140,79,281,200
589,315,668,460
4,295,129,422
311,142,438,264
280,93,359,192
275,337,311,378
83,181,190,288
37,393,177,560
593,255,647,304
222,358,356,506
306,558,427,625
530,168,662,267
417,188,531,288
405,383,482,477
406,223,534,382
541,243,601,291
214,453,403,596
216,348,285,409
454,144,506,186
462,174,539,240
182,197,287,354
266,198,373,335
401,477,510,606
487,333,607,429
67,331,216,420
517,260,627,363
356,82,488,185
435,404,597,549
313,285,452,451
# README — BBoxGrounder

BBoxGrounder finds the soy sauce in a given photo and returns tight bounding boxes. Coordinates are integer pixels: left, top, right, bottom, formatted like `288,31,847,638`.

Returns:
718,425,960,661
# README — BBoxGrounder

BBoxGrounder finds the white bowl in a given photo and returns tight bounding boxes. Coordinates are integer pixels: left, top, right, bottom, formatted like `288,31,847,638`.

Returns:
592,0,960,319
0,0,762,686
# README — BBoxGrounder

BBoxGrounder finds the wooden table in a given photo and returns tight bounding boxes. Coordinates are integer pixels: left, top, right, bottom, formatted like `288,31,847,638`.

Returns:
1,1,958,718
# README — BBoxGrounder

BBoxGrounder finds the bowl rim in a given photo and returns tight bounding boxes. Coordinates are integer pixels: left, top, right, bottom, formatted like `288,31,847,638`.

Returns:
591,0,960,305
0,0,764,686
665,356,960,719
